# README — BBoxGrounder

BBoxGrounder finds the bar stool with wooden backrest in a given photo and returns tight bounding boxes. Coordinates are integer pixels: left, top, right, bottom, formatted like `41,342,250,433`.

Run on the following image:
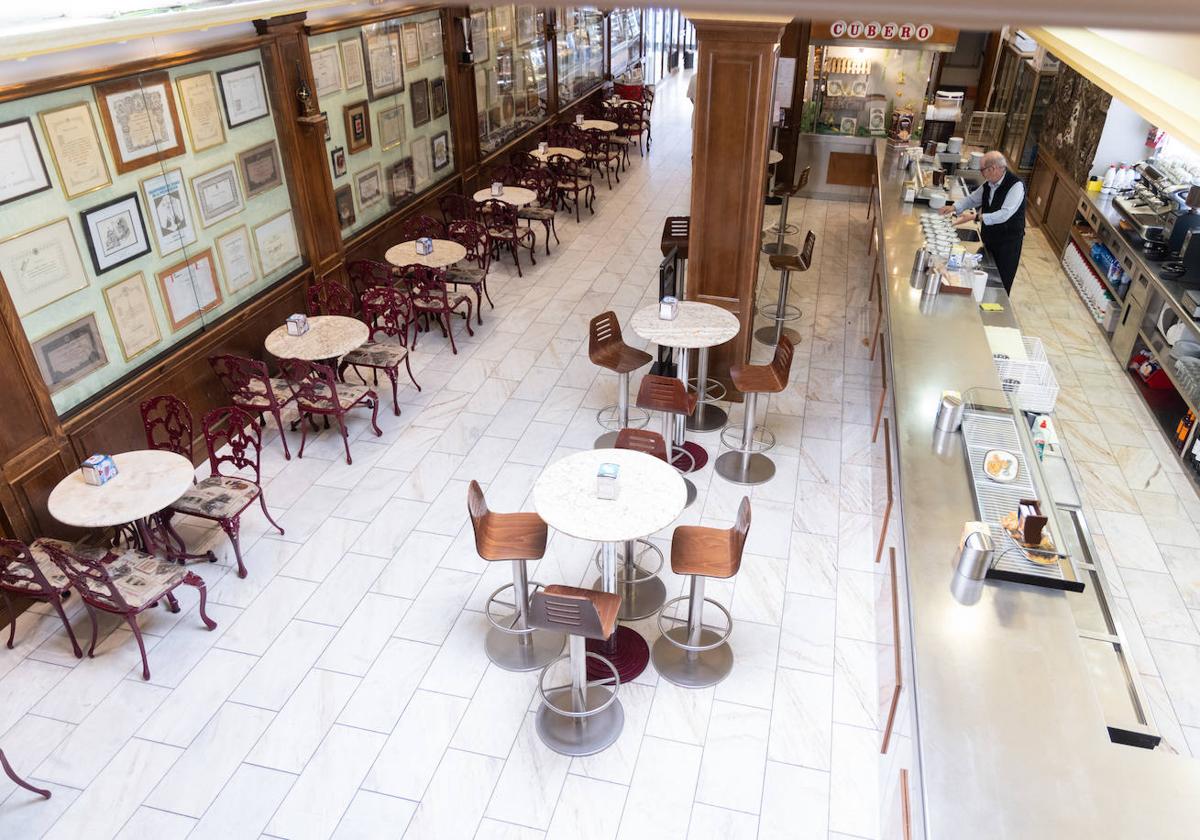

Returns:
636,374,701,501
755,230,816,346
652,496,751,688
467,481,565,671
762,165,811,255
716,336,795,485
589,311,652,448
528,584,623,756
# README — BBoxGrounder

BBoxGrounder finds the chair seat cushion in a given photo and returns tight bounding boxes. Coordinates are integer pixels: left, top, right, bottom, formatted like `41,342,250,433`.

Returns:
14,538,84,591
103,549,187,609
240,378,295,410
557,180,590,190
343,341,408,368
518,206,555,221
487,227,515,240
171,476,259,520
445,266,486,285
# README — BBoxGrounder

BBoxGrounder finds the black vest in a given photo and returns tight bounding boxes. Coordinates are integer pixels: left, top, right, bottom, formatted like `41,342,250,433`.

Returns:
979,170,1026,244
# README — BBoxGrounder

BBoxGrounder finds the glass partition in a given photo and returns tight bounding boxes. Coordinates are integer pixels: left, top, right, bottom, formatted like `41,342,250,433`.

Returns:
308,9,455,237
610,8,642,80
556,7,605,106
0,45,303,415
471,4,549,157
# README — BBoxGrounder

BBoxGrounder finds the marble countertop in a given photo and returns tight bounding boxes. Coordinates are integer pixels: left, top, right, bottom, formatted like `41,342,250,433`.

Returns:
630,301,740,349
473,187,537,207
265,315,368,361
48,450,195,528
533,449,686,543
385,239,467,269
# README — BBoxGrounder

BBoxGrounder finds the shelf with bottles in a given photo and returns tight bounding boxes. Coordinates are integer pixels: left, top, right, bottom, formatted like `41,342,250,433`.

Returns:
1127,342,1194,453
1062,237,1120,329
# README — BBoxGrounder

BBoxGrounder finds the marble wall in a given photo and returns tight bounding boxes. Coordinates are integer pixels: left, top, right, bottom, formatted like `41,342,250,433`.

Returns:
1039,63,1113,186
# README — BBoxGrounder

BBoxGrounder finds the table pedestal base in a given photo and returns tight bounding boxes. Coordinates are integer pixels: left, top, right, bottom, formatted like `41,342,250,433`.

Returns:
536,689,624,756
672,441,708,473
651,630,734,688
715,450,776,485
587,627,649,683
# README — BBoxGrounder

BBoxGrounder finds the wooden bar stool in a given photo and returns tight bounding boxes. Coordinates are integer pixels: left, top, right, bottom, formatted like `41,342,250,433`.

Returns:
755,231,815,346
652,497,751,688
765,165,810,236
762,166,810,255
589,311,653,448
716,337,795,485
636,374,705,475
467,481,566,671
529,585,624,756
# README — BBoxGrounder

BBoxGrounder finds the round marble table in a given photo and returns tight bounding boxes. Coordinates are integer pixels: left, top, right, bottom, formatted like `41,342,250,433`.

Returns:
473,186,537,208
385,238,467,269
631,301,741,444
768,149,783,165
264,315,368,362
534,448,686,682
49,450,195,530
530,146,585,163
579,119,618,133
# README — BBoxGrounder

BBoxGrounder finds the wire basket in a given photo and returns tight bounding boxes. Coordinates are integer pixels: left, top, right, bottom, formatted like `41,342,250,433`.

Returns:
991,336,1059,414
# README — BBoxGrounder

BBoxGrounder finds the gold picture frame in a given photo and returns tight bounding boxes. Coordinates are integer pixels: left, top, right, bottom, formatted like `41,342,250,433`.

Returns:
102,271,161,362
156,248,223,332
37,101,112,201
214,224,258,295
174,71,227,153
0,216,90,317
30,313,109,395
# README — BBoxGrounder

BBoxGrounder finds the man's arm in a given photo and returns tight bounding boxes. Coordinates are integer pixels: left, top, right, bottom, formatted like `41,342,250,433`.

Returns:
978,181,1025,225
953,182,984,214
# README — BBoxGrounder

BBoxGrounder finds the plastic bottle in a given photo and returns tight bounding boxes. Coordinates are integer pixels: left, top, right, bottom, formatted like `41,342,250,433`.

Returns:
1101,164,1116,194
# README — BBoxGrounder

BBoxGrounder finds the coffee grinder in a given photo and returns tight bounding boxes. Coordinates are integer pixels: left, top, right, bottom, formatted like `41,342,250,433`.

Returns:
1172,182,1200,282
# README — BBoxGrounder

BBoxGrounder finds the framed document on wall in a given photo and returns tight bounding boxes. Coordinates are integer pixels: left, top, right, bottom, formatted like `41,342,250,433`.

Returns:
102,271,161,361
175,71,226,152
156,248,222,331
335,184,355,230
214,225,258,294
37,102,112,200
432,132,449,171
418,19,443,59
237,140,283,198
378,104,405,151
310,45,343,98
0,217,89,316
252,210,300,276
410,79,431,128
139,167,197,256
31,314,109,394
355,164,383,208
191,162,245,228
216,63,271,129
80,192,152,275
93,71,185,175
430,77,448,119
362,25,405,100
344,101,372,154
340,37,366,90
0,118,52,207
401,23,421,68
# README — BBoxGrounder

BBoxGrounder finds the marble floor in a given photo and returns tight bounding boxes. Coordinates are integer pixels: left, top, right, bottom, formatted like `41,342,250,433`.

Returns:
3,66,1200,840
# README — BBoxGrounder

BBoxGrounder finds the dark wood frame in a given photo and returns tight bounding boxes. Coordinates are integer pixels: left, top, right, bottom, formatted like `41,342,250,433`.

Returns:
344,100,372,153
0,118,52,207
215,62,272,129
79,191,152,276
93,70,186,175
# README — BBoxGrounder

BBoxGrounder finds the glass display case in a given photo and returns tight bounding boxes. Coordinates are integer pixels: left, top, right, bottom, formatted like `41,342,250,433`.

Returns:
802,44,937,139
308,9,455,238
999,59,1059,174
471,4,550,157
0,46,304,415
610,8,643,79
556,7,605,105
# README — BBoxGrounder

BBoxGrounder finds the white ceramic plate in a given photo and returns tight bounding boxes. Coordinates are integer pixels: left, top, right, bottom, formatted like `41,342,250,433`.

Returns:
983,449,1019,483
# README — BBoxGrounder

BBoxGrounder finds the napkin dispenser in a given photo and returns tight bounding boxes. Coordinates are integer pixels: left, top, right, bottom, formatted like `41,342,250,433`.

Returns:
81,454,118,486
597,462,619,500
416,237,433,255
658,295,679,320
286,313,309,336
575,113,585,126
537,141,549,155
490,181,503,196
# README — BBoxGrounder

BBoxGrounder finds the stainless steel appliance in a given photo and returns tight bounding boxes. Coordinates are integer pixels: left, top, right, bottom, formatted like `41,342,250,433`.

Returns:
1114,161,1191,241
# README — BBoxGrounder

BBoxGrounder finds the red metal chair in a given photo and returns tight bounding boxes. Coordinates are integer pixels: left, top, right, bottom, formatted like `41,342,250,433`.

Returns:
445,219,494,321
0,748,51,799
407,266,474,354
478,197,536,277
306,278,356,317
548,153,595,223
581,129,622,189
168,407,285,578
508,149,541,173
347,259,401,301
400,214,446,241
209,354,297,460
40,540,216,681
0,538,85,658
438,193,477,226
516,169,561,253
615,101,646,158
140,395,218,565
344,286,419,415
278,358,382,464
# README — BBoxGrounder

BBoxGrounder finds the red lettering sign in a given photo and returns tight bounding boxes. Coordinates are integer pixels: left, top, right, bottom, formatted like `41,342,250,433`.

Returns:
915,23,934,41
864,22,881,38
898,23,914,40
847,21,864,38
881,22,898,39
829,20,847,37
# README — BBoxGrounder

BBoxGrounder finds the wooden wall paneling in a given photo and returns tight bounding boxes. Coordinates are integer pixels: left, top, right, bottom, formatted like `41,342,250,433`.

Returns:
774,19,807,190
445,7,482,184
827,151,876,187
1044,172,1082,253
1027,154,1055,224
546,9,561,116
688,15,788,390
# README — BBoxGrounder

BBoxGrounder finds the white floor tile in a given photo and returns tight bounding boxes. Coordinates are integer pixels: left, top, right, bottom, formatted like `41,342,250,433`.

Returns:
545,775,627,840
332,790,418,839
768,668,833,770
450,665,538,757
402,748,504,840
245,668,360,772
695,701,770,814
139,648,257,747
230,619,337,709
758,761,829,840
485,712,573,829
617,736,702,840
363,689,469,800
189,763,296,840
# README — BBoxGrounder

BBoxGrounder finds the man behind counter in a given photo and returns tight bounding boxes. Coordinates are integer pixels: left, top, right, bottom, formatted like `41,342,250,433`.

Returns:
939,150,1026,294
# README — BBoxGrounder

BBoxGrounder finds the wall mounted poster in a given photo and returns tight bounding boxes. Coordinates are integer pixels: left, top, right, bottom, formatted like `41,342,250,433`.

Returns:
0,217,89,316
31,314,108,394
80,192,152,275
157,248,222,330
252,210,300,276
214,225,257,293
340,37,366,90
37,102,112,200
355,165,383,208
102,271,161,361
430,78,448,119
401,23,421,68
378,104,405,151
216,63,271,129
191,162,244,228
175,71,226,152
418,19,443,59
410,79,431,128
93,71,185,175
362,26,405,100
432,131,449,170
139,167,197,256
0,118,51,207
310,45,343,98
237,140,283,198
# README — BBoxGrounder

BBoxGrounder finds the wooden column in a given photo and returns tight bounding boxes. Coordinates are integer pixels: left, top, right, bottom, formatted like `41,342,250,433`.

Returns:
687,14,787,388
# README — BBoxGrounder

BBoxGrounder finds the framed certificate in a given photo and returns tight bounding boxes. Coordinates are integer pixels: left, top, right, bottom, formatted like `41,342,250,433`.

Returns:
516,5,539,46
93,71,185,175
80,192,152,275
0,118,51,207
344,101,372,154
237,140,283,198
430,77,448,119
31,314,109,394
216,63,271,129
191,162,244,228
335,184,355,230
355,164,383,208
0,217,89,316
401,23,421,68
432,132,450,171
139,167,197,256
252,210,300,276
310,45,343,98
361,25,405,100
492,5,515,46
37,102,112,200
175,71,226,152
411,136,431,189
410,78,431,128
340,37,366,90
418,19,443,59
102,271,161,361
378,103,406,151
156,249,222,331
387,158,414,206
470,11,491,64
214,225,258,294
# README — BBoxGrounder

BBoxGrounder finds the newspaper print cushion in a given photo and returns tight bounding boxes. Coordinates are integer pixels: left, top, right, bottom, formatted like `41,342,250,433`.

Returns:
171,475,259,519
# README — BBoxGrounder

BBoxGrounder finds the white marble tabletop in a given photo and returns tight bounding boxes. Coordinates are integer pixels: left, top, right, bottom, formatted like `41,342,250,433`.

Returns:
530,146,586,162
473,186,537,208
385,238,467,269
533,449,686,543
630,301,741,350
265,315,368,361
580,119,619,133
48,450,195,529
768,149,783,165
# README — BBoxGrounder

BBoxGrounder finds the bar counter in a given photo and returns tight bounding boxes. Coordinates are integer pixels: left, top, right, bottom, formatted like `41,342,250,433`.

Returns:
871,139,1200,838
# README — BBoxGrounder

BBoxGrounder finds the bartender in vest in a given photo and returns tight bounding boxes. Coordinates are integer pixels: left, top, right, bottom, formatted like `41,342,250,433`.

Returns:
938,151,1026,294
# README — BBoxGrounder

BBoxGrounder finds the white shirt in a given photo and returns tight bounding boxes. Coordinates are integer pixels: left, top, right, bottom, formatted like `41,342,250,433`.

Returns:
953,176,1025,226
